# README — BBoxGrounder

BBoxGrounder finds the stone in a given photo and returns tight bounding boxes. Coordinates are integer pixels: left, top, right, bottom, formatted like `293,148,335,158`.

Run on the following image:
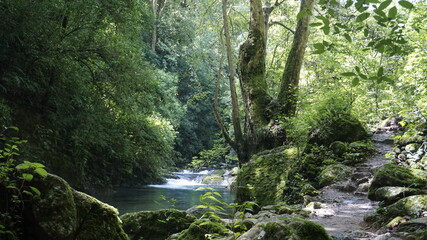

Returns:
21,173,129,240
374,187,424,206
330,141,348,156
121,209,195,240
308,113,368,146
201,174,224,185
318,164,352,187
176,219,230,240
368,162,427,201
73,190,129,240
235,147,299,205
379,195,427,222
30,174,78,240
405,143,419,153
236,219,331,240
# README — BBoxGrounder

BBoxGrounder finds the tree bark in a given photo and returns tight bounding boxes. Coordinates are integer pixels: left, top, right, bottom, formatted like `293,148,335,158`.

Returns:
277,0,314,117
221,0,246,162
237,0,272,157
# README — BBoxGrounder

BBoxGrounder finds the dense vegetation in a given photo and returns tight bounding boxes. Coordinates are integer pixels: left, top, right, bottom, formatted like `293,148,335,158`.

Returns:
1,0,426,191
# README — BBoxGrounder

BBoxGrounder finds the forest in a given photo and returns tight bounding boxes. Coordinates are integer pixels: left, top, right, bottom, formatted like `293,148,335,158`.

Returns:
1,0,426,239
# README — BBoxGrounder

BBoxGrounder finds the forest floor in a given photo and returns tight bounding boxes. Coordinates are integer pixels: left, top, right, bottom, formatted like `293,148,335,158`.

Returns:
308,133,395,240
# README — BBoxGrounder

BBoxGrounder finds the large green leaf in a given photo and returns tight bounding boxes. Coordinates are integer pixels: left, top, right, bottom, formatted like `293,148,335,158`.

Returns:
356,12,370,22
398,0,414,9
388,6,397,19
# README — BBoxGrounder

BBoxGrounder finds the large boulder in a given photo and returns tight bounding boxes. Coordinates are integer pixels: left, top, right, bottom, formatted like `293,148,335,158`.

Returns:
309,114,368,146
121,209,196,240
378,195,427,223
176,219,230,240
318,164,352,187
235,147,299,205
26,174,78,239
237,219,331,240
21,173,129,240
72,190,129,240
374,187,424,206
368,162,427,200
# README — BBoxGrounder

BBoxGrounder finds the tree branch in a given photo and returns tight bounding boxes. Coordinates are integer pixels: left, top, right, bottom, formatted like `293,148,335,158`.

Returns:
213,30,236,149
269,21,295,34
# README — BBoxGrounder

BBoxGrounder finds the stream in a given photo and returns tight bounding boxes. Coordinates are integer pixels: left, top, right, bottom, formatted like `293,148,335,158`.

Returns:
97,170,235,214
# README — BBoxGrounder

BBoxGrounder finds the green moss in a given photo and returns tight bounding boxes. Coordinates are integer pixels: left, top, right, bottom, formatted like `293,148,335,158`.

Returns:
201,175,223,185
368,162,427,200
73,190,129,240
177,219,229,240
394,131,425,145
318,164,352,187
235,147,299,205
288,218,332,240
405,230,427,240
309,113,368,146
121,209,196,240
374,187,424,206
381,195,427,223
31,174,78,239
329,141,348,156
263,222,292,239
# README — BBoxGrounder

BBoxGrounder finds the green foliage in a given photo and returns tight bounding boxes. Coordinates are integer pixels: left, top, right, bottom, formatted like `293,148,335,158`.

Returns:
188,139,237,170
0,0,176,189
0,127,47,239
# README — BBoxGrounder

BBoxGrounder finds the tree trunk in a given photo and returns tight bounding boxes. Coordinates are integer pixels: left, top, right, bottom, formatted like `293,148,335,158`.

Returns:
217,0,314,164
221,0,246,162
277,0,314,117
237,0,272,157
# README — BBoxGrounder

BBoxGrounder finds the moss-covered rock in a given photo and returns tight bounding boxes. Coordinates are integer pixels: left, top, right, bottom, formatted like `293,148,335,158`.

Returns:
177,219,230,240
237,219,331,240
30,174,78,240
394,131,425,145
368,162,427,200
374,187,424,206
378,195,427,222
121,209,195,240
318,164,352,187
235,147,299,205
308,114,368,146
73,190,129,240
20,173,129,240
201,174,224,185
329,141,348,156
287,218,332,240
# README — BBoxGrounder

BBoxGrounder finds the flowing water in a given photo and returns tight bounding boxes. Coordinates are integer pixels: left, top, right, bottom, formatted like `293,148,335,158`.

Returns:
97,170,235,214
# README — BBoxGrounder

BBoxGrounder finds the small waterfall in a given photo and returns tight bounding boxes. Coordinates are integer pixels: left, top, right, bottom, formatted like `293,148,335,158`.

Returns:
166,170,214,186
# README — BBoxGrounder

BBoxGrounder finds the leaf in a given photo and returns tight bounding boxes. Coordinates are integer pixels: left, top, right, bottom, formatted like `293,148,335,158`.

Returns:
309,22,323,27
377,66,384,77
34,168,48,177
356,12,370,22
313,43,325,50
398,0,414,9
378,0,392,10
341,72,356,77
343,33,352,42
352,78,360,86
30,186,41,196
374,9,387,18
22,173,33,181
322,26,330,35
345,0,354,8
388,6,397,19
297,10,312,21
364,29,369,37
355,66,361,73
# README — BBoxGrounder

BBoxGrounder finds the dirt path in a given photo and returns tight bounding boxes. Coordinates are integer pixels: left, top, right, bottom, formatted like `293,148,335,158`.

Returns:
308,133,395,240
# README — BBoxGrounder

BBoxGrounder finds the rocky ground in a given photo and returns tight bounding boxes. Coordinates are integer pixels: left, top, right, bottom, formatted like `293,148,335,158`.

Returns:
308,133,395,240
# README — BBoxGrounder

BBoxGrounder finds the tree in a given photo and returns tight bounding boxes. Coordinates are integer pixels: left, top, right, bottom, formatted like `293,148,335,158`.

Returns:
216,0,315,163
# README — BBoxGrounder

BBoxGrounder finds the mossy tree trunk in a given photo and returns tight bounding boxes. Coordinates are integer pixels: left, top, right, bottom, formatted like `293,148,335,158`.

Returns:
218,0,314,164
